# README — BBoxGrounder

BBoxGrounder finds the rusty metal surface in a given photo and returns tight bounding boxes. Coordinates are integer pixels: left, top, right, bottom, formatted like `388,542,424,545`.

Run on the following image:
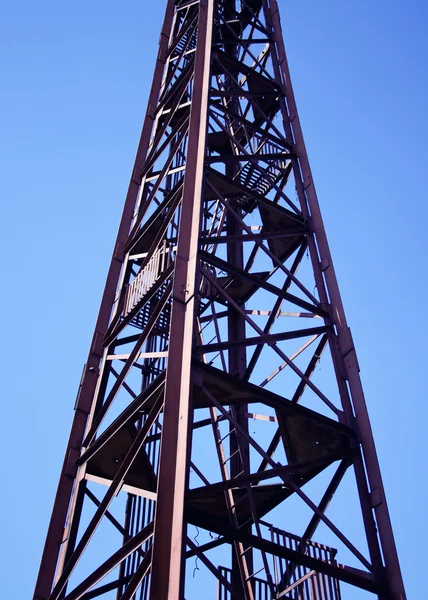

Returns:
33,1,406,599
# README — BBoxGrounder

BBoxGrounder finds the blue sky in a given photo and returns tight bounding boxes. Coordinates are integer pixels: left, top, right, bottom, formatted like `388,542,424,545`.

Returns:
1,0,427,597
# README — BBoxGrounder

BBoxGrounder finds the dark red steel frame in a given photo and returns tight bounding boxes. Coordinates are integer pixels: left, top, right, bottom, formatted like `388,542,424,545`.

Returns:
33,1,406,599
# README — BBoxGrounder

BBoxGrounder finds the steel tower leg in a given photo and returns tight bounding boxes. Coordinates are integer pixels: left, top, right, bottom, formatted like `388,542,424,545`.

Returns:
263,3,405,597
32,3,176,598
149,1,214,597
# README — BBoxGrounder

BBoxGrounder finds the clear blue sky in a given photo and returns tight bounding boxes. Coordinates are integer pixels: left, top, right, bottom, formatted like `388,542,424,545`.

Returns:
1,0,427,597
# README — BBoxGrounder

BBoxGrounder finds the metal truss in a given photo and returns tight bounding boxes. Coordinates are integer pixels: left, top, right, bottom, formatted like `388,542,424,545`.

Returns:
33,1,406,599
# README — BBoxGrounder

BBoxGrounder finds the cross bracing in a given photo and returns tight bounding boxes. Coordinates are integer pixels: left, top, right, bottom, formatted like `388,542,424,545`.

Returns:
33,2,406,600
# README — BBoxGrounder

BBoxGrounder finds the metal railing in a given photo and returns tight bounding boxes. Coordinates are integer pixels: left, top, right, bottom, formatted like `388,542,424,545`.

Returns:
217,524,341,600
268,524,341,600
123,242,173,319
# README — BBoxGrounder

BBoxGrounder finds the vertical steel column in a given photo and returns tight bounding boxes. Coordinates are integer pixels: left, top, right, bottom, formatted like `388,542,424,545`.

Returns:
223,2,252,593
265,1,406,598
149,1,214,598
